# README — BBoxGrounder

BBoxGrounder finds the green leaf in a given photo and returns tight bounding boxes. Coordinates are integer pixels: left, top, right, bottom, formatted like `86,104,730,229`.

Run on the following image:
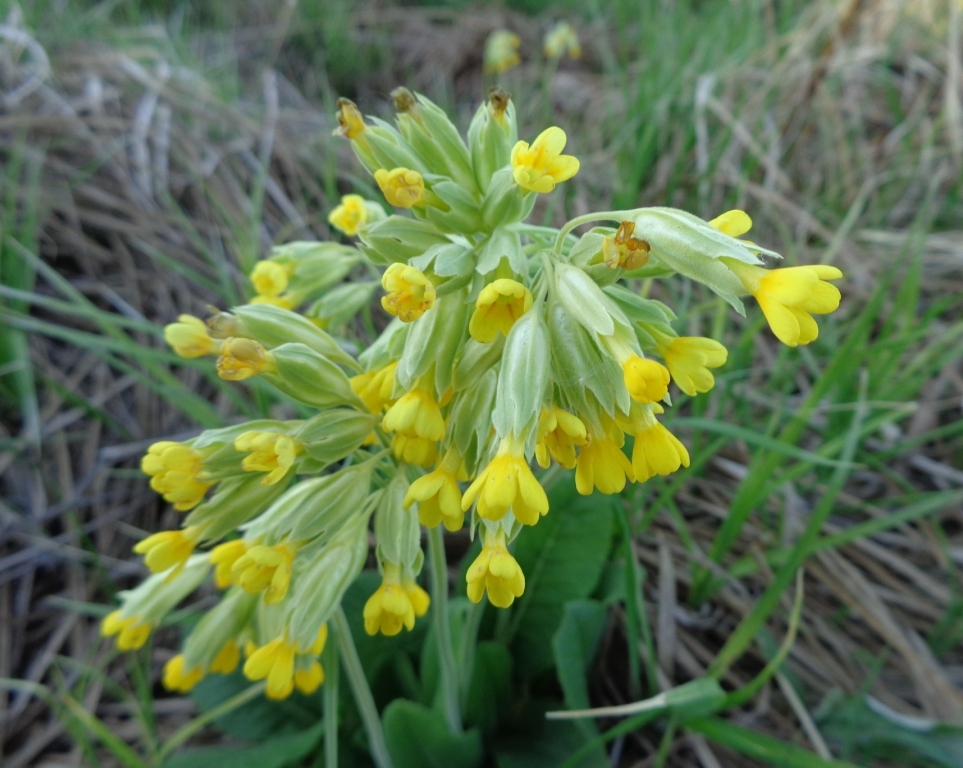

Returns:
382,700,484,768
495,718,607,768
509,479,617,676
818,693,963,768
162,723,323,768
464,641,513,735
552,599,608,738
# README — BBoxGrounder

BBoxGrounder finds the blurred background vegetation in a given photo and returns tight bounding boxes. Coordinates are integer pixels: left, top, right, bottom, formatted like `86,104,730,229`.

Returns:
1,0,962,766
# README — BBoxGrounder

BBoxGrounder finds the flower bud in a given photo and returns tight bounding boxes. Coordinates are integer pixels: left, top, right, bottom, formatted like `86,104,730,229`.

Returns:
217,338,276,381
181,588,258,672
261,343,365,410
164,315,221,358
357,215,452,265
381,263,435,322
285,514,370,649
480,168,537,230
375,167,425,209
307,282,377,330
493,309,550,442
393,91,476,193
468,87,518,192
295,409,378,465
230,303,360,370
328,195,386,237
395,287,470,395
184,473,291,542
373,474,421,570
447,369,497,471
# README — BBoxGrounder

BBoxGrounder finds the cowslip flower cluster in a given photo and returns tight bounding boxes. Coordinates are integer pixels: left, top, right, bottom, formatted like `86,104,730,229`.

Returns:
102,89,842,699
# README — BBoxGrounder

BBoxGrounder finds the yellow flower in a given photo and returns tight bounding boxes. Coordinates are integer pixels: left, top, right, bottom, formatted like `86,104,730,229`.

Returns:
382,387,445,441
101,610,152,651
350,362,398,414
294,661,325,695
511,127,580,194
709,209,753,238
374,168,425,208
622,356,670,404
163,654,205,693
235,431,300,485
232,543,297,604
466,529,525,608
391,434,438,468
210,539,248,589
659,337,727,396
164,315,220,358
484,30,521,74
133,526,203,579
575,427,634,495
363,566,431,636
404,448,465,531
535,408,586,469
602,221,650,270
217,338,276,381
381,263,435,322
334,97,366,140
630,410,690,482
328,194,368,236
461,435,548,526
543,21,581,60
724,260,843,347
469,279,534,343
141,441,213,511
209,639,241,675
250,260,293,299
243,635,298,700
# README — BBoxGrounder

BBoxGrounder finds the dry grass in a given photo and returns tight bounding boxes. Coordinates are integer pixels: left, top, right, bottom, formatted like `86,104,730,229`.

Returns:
1,0,962,766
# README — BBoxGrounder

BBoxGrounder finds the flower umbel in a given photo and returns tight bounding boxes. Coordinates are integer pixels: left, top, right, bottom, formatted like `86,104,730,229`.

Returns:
381,263,436,322
511,127,580,193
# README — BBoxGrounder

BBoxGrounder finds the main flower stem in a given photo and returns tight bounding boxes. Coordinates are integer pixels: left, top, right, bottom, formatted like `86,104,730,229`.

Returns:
428,525,463,733
323,623,340,768
334,608,394,768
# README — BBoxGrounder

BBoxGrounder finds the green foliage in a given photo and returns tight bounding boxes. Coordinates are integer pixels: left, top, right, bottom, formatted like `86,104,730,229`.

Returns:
382,700,483,768
162,724,323,768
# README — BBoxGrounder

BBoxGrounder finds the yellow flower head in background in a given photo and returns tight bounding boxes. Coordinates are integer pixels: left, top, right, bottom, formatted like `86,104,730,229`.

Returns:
250,260,293,299
381,263,435,321
544,21,581,60
235,431,300,485
101,610,152,651
163,655,205,693
511,127,580,193
462,435,549,526
374,168,425,208
164,315,220,358
141,441,213,511
328,194,368,236
467,529,525,608
484,30,521,74
469,278,534,343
